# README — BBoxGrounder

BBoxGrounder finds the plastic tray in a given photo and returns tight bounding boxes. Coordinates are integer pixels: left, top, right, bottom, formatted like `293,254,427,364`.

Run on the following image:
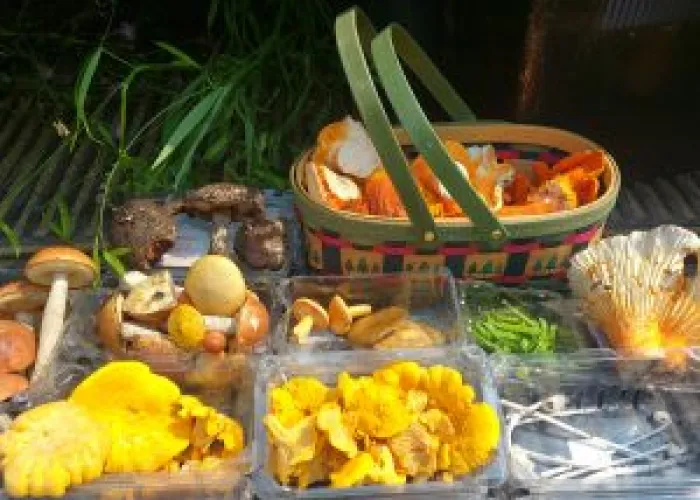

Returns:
458,281,595,354
492,352,700,498
251,346,507,499
272,271,463,354
0,290,256,499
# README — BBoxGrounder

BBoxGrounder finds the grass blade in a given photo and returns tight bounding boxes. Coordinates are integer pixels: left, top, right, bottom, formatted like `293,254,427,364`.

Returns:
0,222,20,258
74,47,103,143
207,0,221,31
154,41,200,69
174,84,232,188
101,249,127,278
151,89,221,170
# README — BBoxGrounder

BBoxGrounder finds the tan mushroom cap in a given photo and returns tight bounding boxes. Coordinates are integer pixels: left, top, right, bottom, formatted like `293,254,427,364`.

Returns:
0,320,36,373
0,281,49,313
0,373,29,401
291,298,328,329
25,246,97,288
96,293,125,355
235,290,270,348
328,295,352,334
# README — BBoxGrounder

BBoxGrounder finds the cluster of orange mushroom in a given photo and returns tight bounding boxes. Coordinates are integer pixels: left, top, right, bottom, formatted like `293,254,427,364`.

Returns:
306,117,606,219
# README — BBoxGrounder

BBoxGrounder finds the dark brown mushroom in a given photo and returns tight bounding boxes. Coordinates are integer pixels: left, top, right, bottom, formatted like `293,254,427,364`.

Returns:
109,199,178,270
234,218,286,270
181,183,265,256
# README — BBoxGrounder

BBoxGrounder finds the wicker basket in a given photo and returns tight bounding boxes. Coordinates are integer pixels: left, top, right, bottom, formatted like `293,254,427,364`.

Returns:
292,7,621,285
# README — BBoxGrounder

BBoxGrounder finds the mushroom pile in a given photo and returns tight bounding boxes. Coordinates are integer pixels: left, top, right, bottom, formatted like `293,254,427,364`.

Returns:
110,183,287,272
289,295,446,349
0,246,97,401
97,254,270,369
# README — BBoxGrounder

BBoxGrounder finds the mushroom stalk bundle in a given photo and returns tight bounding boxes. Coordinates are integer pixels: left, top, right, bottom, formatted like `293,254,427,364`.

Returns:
568,225,700,363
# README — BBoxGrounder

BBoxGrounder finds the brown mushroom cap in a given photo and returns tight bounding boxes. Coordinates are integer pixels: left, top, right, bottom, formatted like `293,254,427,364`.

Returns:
0,281,49,313
25,246,97,288
235,291,270,348
96,293,125,354
0,320,36,373
0,373,29,401
291,298,328,330
182,183,265,220
328,295,352,334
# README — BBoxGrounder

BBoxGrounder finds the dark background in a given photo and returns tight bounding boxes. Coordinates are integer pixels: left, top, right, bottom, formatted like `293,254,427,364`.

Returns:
3,0,700,180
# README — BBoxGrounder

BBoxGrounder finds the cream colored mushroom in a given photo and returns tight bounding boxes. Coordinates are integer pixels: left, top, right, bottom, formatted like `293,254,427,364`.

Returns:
290,298,328,344
25,247,97,382
328,295,372,335
184,255,246,316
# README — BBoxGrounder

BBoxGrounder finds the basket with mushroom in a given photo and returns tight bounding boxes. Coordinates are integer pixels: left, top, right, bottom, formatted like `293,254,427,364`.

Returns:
0,246,98,402
96,254,274,388
273,271,463,353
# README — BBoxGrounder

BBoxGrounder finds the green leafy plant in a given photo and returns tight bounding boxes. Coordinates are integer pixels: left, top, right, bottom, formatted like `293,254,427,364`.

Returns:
47,198,74,242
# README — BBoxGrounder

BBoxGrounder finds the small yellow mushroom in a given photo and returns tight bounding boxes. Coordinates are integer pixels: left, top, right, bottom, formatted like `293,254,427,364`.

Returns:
328,295,372,335
290,298,328,344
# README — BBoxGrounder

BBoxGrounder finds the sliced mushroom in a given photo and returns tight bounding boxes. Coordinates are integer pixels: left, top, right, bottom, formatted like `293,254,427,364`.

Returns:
120,270,149,292
328,295,372,335
347,306,409,347
122,270,178,326
181,183,265,257
25,246,97,382
290,298,328,344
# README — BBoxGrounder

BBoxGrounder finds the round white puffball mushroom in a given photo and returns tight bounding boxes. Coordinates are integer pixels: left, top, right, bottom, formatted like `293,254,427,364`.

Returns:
184,255,246,316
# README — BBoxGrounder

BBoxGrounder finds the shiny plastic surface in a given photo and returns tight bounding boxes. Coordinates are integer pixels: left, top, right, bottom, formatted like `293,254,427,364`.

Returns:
272,271,463,353
493,352,700,498
251,345,507,499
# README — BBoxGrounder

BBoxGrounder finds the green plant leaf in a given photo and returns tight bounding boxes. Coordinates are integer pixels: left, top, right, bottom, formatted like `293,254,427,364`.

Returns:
203,133,229,162
57,199,72,238
102,249,127,278
0,222,20,259
154,41,200,69
74,47,103,143
92,240,102,288
151,89,221,170
174,84,232,188
207,0,221,30
108,247,132,257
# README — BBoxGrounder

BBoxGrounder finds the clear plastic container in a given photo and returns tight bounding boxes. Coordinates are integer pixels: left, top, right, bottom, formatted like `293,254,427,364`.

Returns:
272,271,463,353
492,352,700,498
0,290,258,499
251,345,507,499
458,281,594,354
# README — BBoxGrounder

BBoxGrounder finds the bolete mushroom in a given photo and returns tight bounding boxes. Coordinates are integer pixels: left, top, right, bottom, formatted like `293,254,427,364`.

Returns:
109,199,178,270
0,281,49,330
0,320,36,373
290,298,328,344
234,218,286,270
25,246,97,382
181,183,265,257
184,255,247,316
328,295,372,335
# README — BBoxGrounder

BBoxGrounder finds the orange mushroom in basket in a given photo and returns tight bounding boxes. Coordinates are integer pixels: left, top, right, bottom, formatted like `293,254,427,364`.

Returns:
306,162,367,214
312,117,380,179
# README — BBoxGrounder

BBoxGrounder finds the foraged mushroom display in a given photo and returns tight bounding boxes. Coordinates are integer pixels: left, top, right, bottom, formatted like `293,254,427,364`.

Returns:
25,246,97,382
234,218,286,270
181,183,265,257
0,280,49,330
328,294,371,335
290,298,328,344
109,199,178,270
96,255,271,383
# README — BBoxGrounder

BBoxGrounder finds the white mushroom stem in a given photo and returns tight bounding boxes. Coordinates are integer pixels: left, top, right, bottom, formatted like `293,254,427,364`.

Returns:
14,312,38,330
210,212,232,256
122,322,163,338
203,315,237,334
31,272,68,383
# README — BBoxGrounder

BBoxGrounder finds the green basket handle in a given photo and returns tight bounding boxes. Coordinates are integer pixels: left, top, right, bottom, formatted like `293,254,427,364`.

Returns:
371,23,508,242
336,7,476,243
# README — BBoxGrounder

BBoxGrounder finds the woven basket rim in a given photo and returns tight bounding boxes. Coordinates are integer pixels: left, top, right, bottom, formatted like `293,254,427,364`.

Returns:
292,123,621,229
